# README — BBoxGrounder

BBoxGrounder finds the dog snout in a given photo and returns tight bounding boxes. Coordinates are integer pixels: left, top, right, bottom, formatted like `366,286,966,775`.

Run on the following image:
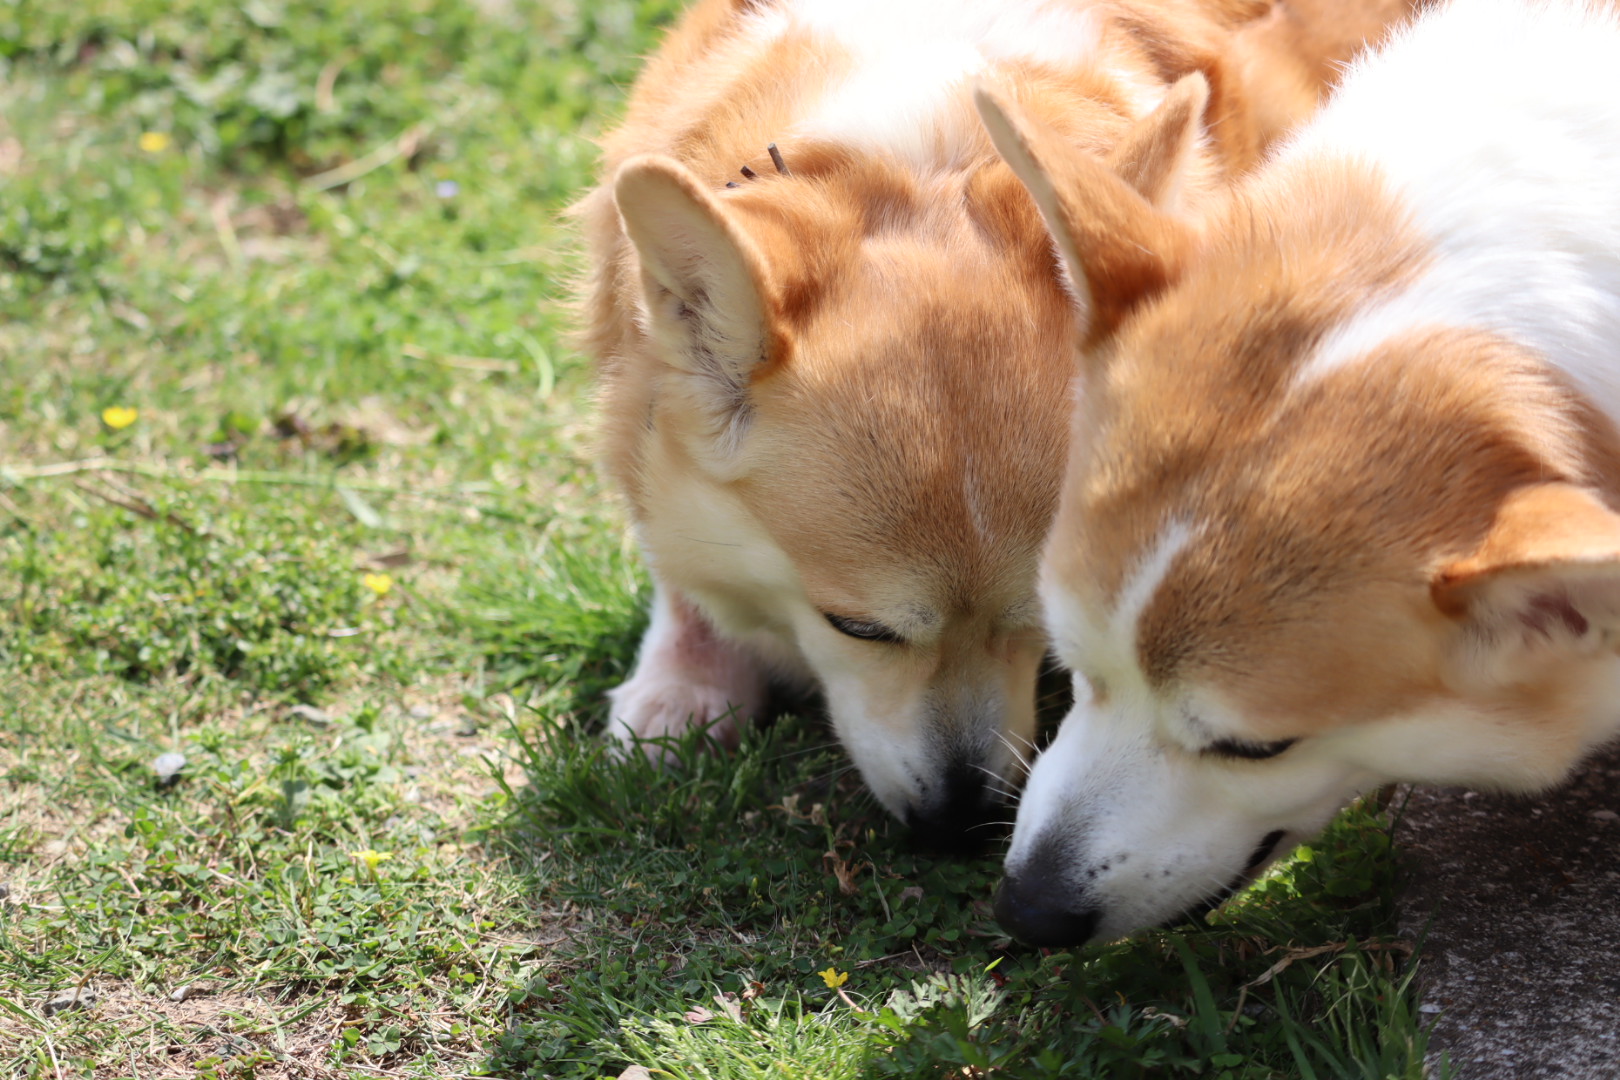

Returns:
902,760,997,848
993,868,1101,947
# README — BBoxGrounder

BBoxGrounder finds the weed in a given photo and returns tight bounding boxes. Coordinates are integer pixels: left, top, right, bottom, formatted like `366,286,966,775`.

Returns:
3,494,394,694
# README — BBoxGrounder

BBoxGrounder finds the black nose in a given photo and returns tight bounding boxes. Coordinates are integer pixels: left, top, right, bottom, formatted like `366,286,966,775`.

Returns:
994,871,1101,947
903,763,997,851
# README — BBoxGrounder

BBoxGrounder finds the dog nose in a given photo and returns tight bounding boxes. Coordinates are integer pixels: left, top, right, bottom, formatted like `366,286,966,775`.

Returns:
903,762,995,848
994,871,1100,946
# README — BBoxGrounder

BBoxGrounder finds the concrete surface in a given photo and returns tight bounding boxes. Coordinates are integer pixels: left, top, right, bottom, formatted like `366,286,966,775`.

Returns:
1395,744,1620,1079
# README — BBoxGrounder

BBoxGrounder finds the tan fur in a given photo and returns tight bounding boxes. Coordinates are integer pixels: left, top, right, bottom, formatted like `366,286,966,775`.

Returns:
1031,144,1620,759
577,0,1424,824
985,2,1620,947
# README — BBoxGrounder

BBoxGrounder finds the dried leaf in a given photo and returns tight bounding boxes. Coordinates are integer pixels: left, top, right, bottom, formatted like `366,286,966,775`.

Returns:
822,851,868,896
362,547,413,569
1139,1006,1189,1029
1246,943,1341,988
682,1005,714,1024
712,992,744,1023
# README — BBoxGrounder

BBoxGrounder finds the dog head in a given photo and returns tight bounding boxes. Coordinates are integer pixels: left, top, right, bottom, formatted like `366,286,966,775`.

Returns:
984,85,1620,942
609,140,1085,834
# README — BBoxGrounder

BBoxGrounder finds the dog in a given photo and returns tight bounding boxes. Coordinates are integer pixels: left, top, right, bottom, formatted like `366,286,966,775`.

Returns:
576,0,1419,836
983,0,1620,943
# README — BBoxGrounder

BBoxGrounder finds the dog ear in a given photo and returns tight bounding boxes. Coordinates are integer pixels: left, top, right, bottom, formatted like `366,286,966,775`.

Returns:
974,83,1193,345
1432,483,1620,669
1104,73,1209,214
614,155,786,436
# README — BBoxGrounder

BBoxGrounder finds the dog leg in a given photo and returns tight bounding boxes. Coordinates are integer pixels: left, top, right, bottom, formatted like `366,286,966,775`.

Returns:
607,584,769,759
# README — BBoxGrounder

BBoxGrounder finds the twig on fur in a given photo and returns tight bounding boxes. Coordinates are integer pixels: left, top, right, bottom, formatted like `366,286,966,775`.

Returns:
739,164,758,180
767,142,790,176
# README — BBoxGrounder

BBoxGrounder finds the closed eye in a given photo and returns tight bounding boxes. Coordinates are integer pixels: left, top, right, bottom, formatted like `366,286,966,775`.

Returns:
824,612,905,645
1205,737,1298,761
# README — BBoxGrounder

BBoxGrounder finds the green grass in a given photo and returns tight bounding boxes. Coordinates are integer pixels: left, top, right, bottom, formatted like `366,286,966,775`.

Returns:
0,2,1444,1077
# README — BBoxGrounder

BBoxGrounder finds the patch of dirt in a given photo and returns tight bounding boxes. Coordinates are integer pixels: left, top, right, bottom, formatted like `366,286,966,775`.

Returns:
1,979,465,1079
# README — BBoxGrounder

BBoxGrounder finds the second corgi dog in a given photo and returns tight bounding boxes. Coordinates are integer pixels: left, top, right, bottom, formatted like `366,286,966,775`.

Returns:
578,0,1417,837
985,0,1620,943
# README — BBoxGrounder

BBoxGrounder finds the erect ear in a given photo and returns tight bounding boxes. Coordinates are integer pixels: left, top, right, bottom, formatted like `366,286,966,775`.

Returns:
1432,483,1620,662
974,84,1193,344
1104,74,1209,214
614,155,786,426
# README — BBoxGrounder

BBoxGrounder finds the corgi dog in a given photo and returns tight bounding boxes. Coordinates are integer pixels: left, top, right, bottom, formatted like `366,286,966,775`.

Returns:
577,0,1418,835
982,0,1620,943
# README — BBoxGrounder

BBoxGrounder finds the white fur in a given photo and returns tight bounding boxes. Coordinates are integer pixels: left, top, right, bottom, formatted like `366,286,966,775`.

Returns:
1008,690,1368,940
1287,0,1620,414
1011,665,1620,938
743,0,1162,171
1039,519,1194,702
1113,520,1194,651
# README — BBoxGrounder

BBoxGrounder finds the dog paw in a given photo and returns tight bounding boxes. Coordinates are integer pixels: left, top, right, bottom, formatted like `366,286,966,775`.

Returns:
605,674,754,759
605,586,772,762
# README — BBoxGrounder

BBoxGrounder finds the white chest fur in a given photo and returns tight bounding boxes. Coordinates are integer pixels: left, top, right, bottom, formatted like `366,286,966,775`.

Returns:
1286,0,1620,420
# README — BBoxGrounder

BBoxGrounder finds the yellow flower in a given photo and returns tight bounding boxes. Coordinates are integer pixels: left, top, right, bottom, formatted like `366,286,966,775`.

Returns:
101,406,139,430
349,849,393,871
818,967,848,989
362,572,394,596
139,131,171,153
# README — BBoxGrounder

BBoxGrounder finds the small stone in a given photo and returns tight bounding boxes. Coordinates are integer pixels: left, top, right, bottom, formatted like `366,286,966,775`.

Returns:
153,753,187,786
44,989,96,1015
408,705,435,721
1591,809,1618,822
0,883,9,901
1420,1002,1443,1014
455,716,479,737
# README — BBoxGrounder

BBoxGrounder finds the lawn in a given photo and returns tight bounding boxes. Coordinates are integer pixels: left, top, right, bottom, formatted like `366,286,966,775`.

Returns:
0,2,1443,1077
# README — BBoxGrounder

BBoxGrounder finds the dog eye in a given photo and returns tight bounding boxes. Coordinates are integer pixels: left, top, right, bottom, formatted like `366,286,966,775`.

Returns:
823,613,905,644
1206,737,1298,761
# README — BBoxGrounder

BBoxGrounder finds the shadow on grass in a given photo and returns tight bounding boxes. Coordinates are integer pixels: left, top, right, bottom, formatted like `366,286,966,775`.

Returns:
471,699,1444,1079
453,531,1441,1080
